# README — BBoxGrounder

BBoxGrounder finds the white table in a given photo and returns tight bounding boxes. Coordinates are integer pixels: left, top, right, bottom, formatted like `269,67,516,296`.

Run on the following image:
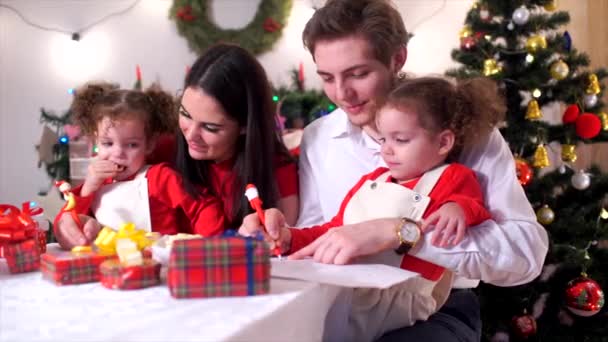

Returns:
0,250,344,342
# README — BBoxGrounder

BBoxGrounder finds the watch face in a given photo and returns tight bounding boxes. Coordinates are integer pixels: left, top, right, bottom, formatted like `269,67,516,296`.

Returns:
401,221,420,242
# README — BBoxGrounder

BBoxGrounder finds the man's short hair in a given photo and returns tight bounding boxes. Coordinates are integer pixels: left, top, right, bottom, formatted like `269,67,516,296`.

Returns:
302,0,409,66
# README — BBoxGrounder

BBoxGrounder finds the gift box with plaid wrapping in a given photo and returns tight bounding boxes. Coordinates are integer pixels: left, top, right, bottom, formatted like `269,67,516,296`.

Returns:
167,235,271,298
41,246,115,285
100,258,161,290
1,239,40,273
1,202,47,273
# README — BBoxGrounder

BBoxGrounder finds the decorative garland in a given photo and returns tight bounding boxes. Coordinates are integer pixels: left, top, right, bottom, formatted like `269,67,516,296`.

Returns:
170,0,293,55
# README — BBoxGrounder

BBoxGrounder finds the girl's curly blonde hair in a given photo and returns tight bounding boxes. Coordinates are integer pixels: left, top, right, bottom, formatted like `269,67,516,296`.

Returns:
70,81,177,140
378,76,506,161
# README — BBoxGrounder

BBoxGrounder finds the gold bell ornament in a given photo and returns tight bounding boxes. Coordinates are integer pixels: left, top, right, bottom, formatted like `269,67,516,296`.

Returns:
561,144,577,163
533,144,550,168
586,74,601,95
550,60,569,80
526,100,542,120
483,58,502,76
526,35,547,53
544,0,557,11
599,112,608,131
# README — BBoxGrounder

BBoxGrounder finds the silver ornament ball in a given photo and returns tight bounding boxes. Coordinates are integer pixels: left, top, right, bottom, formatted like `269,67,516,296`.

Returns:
512,7,530,25
571,170,591,190
584,94,598,108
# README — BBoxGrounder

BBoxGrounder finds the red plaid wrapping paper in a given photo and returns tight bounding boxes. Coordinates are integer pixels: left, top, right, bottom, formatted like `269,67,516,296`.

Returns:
100,258,161,290
167,236,271,298
41,249,115,285
37,230,46,254
2,239,40,273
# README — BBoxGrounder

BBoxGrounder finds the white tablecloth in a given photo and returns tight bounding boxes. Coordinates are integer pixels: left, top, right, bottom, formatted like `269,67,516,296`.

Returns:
0,250,343,342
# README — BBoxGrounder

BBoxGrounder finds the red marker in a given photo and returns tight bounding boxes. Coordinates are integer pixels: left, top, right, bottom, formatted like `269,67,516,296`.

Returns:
245,184,282,257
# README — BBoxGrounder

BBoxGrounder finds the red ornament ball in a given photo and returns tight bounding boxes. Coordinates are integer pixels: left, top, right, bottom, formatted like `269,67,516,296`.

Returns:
515,158,533,186
511,313,537,339
575,113,602,139
565,276,605,316
562,104,580,124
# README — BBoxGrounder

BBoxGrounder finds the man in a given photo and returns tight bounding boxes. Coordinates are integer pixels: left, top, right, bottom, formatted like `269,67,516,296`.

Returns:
296,0,548,340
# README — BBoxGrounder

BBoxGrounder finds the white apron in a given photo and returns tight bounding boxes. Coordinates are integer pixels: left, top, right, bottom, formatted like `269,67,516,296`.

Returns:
341,165,455,342
90,166,152,232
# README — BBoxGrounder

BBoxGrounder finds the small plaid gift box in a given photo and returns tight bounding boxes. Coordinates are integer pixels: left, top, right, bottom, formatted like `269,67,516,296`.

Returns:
167,234,271,298
0,202,46,273
1,239,40,273
41,246,115,285
100,258,161,290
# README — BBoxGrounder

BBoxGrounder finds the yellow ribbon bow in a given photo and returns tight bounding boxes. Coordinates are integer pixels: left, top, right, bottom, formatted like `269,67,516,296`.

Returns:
92,223,156,266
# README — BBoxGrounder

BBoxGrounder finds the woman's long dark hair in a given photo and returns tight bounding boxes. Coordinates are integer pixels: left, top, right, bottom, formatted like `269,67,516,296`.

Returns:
176,43,292,228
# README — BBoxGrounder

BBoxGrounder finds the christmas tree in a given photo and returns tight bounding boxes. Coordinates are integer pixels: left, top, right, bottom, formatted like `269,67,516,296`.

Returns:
447,1,607,341
272,65,334,130
37,108,73,188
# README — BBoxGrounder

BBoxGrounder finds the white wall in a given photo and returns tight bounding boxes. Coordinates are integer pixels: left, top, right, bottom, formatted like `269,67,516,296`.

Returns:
0,0,472,205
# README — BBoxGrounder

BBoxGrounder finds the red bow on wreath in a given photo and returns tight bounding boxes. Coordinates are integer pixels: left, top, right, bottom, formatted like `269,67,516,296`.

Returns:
0,203,38,243
263,17,282,33
177,5,196,22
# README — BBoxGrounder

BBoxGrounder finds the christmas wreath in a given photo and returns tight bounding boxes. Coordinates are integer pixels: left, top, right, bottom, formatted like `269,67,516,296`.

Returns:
170,0,293,55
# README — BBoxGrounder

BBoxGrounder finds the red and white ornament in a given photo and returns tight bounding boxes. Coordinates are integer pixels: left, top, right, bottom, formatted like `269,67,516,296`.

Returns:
565,275,605,316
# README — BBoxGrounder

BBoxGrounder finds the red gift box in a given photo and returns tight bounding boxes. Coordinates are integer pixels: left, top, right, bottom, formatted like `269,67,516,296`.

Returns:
167,236,271,298
100,258,161,290
41,247,115,285
1,203,46,272
1,239,40,273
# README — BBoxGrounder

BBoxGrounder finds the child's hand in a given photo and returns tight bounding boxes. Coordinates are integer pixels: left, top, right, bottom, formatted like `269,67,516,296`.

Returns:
421,202,466,248
238,208,292,254
81,159,124,196
55,213,102,249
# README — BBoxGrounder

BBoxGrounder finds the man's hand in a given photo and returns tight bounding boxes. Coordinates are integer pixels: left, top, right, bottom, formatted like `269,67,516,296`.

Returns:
421,202,466,247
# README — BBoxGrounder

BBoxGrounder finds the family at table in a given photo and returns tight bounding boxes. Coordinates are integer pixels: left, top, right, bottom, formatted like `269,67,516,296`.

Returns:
51,1,548,341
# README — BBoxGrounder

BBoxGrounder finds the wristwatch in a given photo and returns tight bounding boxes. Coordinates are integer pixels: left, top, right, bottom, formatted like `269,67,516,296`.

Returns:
394,217,422,255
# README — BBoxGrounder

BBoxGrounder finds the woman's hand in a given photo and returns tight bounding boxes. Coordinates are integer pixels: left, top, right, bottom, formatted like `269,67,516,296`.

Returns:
238,208,292,254
289,218,400,264
55,212,103,250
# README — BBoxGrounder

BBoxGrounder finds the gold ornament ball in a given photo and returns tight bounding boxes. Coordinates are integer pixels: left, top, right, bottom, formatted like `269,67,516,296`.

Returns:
526,35,548,53
544,1,557,11
537,205,555,225
544,0,557,11
459,26,473,39
550,60,569,80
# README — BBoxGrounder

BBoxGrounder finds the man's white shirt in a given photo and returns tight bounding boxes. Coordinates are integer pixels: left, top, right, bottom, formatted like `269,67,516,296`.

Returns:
296,108,548,288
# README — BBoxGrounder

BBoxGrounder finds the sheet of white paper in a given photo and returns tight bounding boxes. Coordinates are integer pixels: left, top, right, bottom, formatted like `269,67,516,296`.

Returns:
270,258,420,289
